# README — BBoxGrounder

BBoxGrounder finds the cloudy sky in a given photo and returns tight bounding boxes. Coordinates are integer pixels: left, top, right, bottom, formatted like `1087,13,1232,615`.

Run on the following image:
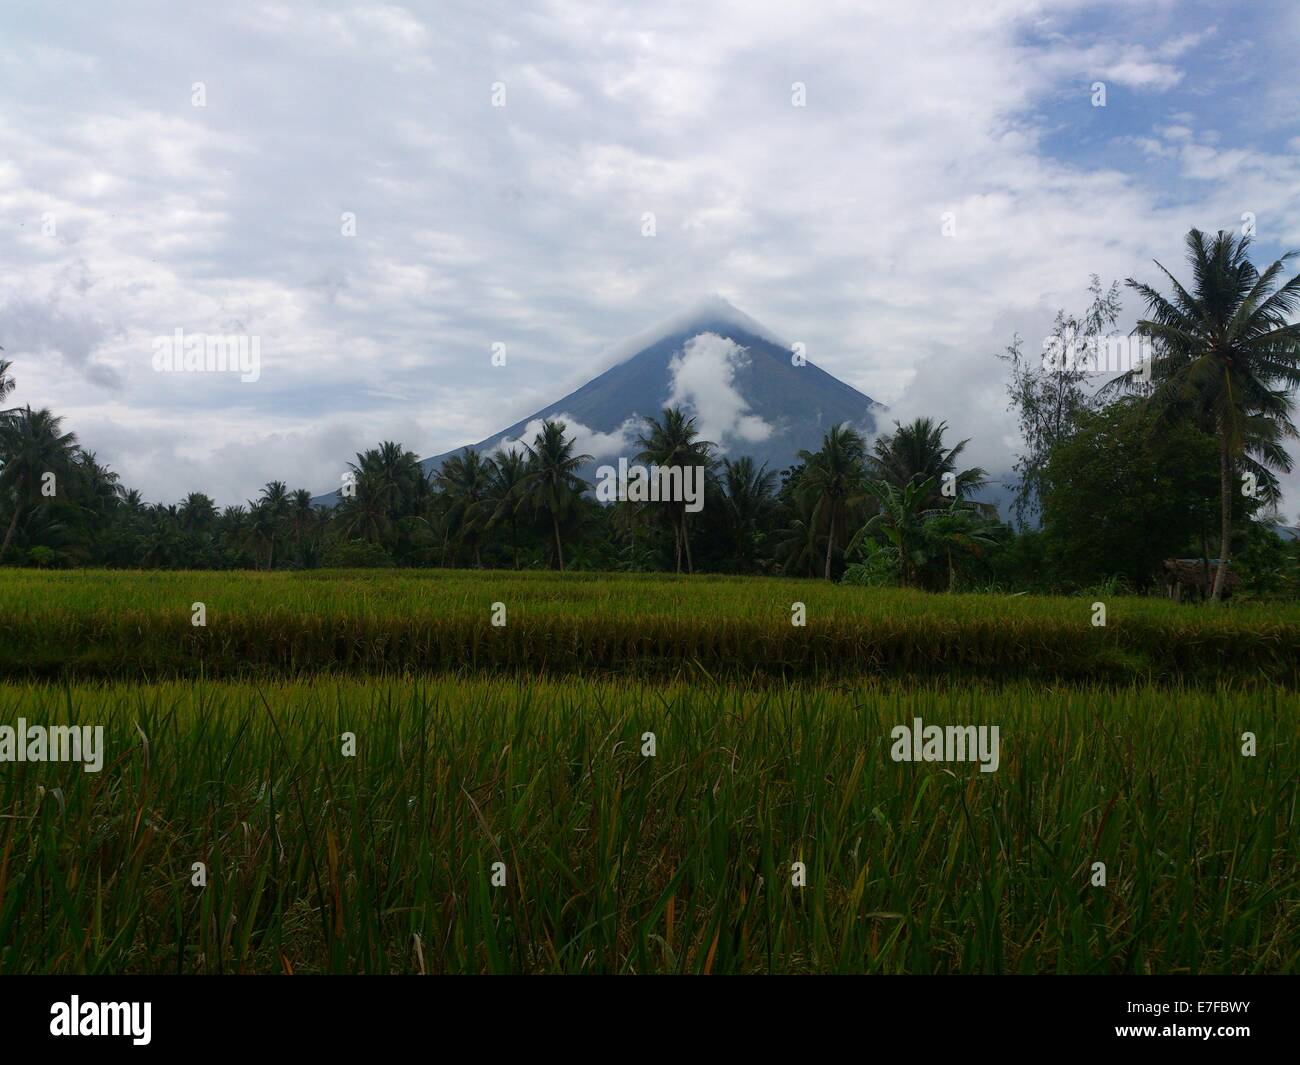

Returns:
3,0,1299,512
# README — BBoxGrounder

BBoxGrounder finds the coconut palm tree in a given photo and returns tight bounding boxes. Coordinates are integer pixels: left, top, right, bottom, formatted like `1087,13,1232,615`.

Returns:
478,448,529,568
434,448,492,566
869,417,987,508
0,355,14,408
178,492,218,534
120,488,146,516
140,505,185,568
336,480,393,549
0,407,79,561
350,441,425,519
74,451,122,520
850,481,1002,591
773,491,824,577
288,488,319,565
1121,229,1300,600
797,424,868,580
518,420,591,571
217,504,250,564
721,456,776,572
249,481,291,569
919,503,1002,591
634,407,714,573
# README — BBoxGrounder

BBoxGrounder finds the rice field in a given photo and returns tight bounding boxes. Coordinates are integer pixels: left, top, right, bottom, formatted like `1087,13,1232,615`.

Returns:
2,570,1296,974
0,675,1296,975
2,569,1298,683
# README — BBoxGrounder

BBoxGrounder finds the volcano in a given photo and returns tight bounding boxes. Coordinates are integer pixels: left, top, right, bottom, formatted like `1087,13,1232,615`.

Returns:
422,297,881,479
315,297,882,503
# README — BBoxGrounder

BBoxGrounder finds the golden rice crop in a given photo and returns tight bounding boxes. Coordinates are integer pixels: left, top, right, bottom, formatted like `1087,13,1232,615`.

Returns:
2,569,1297,682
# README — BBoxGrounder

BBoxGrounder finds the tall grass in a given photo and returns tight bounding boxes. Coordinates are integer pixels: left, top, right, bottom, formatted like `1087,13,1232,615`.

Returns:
3,570,1298,682
1,676,1294,974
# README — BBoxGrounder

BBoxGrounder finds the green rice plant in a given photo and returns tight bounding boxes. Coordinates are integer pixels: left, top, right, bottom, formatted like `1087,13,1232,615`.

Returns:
0,676,1294,974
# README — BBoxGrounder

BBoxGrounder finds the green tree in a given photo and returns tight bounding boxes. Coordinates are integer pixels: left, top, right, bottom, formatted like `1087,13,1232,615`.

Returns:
248,481,291,569
773,490,824,578
1119,230,1300,600
0,355,15,408
635,407,714,574
998,277,1123,526
289,488,322,566
850,476,935,587
335,479,392,548
796,424,867,580
434,448,492,566
0,407,79,561
720,456,776,572
478,449,529,569
519,420,591,571
178,492,218,534
918,504,1003,591
350,441,425,519
869,417,987,508
1041,398,1220,591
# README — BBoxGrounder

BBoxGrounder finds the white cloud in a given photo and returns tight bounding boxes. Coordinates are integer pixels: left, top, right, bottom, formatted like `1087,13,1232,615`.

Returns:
497,413,638,461
665,332,772,450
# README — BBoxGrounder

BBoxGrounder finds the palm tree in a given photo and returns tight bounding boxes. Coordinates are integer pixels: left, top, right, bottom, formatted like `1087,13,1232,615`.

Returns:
478,448,529,568
250,481,291,569
74,451,122,519
245,505,277,570
217,504,250,564
721,456,776,571
797,424,868,579
0,355,14,408
178,492,218,534
634,407,714,573
61,451,119,564
851,480,1001,590
0,407,79,561
869,417,987,508
773,491,824,577
140,505,185,568
336,480,393,548
518,420,591,571
120,488,146,516
350,441,425,518
1121,229,1300,600
851,476,937,587
289,488,318,565
919,504,1002,591
434,448,492,566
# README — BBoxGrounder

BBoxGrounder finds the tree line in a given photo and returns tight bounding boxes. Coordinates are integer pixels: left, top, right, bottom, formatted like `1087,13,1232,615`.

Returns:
2,227,1299,597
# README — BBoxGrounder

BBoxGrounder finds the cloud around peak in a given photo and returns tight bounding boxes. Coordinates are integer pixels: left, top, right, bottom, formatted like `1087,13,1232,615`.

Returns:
665,332,773,451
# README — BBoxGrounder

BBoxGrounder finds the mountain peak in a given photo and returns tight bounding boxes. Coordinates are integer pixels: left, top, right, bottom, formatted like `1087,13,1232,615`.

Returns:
593,295,788,372
424,299,875,476
676,294,776,337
